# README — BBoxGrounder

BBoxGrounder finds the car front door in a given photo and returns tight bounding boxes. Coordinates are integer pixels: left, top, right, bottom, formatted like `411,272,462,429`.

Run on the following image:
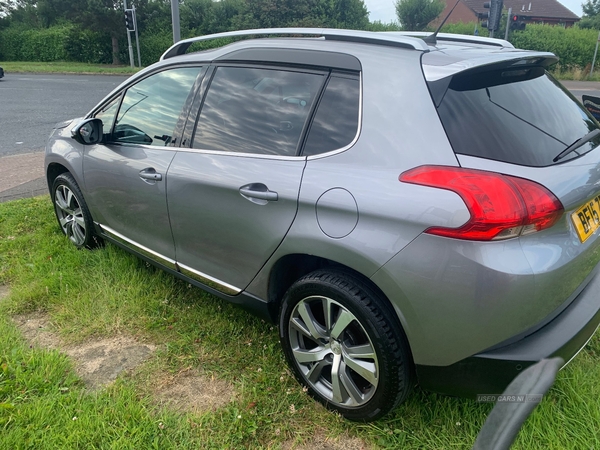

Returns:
83,67,204,264
166,65,327,293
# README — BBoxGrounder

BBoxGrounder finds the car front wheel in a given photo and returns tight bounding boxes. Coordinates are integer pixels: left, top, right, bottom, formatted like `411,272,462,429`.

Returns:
52,173,101,249
279,270,413,421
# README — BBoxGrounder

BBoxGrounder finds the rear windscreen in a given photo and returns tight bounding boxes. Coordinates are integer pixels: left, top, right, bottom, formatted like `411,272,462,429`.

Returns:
434,66,600,166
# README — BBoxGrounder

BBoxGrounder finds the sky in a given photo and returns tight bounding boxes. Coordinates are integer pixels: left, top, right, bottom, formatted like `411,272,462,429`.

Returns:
363,0,584,23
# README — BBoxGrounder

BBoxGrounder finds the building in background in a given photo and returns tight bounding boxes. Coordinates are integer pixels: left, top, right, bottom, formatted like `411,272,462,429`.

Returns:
431,0,580,27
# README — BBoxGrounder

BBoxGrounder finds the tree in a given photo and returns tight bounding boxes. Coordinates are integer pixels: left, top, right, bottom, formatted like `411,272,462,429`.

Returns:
395,0,444,31
329,0,369,29
580,0,600,28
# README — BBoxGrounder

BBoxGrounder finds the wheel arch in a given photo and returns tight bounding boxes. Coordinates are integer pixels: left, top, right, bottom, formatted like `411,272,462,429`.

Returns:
46,162,70,193
267,254,411,341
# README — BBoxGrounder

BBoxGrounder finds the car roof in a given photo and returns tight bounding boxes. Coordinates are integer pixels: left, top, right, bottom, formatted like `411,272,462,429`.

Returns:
157,28,558,83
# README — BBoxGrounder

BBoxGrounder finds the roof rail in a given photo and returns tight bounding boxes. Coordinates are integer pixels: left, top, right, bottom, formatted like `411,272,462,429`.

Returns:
160,28,430,60
387,31,514,49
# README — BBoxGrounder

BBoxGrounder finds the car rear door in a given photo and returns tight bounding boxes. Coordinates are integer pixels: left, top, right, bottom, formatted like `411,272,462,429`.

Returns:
166,65,328,293
84,66,204,265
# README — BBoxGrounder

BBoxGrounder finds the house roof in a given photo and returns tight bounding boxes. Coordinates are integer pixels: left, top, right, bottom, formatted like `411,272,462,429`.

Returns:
461,0,580,20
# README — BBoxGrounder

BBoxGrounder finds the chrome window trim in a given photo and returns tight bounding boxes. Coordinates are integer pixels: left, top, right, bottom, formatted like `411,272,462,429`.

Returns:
99,224,177,270
174,147,306,161
178,262,241,295
104,142,179,152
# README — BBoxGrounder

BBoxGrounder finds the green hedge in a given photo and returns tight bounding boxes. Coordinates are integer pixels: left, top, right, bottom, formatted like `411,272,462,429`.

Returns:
0,24,113,63
2,21,600,70
440,22,598,70
510,24,598,69
139,30,172,66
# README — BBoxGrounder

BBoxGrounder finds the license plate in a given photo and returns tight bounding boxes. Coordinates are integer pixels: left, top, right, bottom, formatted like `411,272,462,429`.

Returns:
571,196,600,243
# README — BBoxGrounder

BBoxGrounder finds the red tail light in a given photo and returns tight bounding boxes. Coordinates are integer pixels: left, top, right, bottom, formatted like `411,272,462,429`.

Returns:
399,166,564,241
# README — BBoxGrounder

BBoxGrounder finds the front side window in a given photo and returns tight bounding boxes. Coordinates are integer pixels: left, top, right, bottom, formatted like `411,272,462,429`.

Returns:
94,96,120,136
111,67,202,146
193,67,325,156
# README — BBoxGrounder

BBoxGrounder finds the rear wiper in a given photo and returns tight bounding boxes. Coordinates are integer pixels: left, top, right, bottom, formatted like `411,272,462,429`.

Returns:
553,129,600,162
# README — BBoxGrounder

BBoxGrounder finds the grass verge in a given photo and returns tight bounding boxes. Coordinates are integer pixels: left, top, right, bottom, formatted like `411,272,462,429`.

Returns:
1,61,600,82
0,61,140,75
1,196,600,449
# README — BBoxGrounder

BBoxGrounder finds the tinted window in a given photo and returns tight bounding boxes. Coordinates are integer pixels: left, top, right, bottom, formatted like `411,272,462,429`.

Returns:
436,67,600,166
112,67,201,146
193,67,324,156
303,76,360,156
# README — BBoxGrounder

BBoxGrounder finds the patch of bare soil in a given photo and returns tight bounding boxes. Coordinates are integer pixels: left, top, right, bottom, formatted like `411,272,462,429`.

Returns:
12,308,235,414
152,368,235,413
283,432,371,450
13,312,62,349
0,284,10,303
65,335,156,389
13,312,155,390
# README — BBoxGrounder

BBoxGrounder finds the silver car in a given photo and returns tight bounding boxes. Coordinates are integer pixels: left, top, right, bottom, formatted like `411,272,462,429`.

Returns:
45,28,600,421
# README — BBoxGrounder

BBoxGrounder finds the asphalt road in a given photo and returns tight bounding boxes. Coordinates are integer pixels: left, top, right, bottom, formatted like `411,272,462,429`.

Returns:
561,81,600,102
0,73,130,157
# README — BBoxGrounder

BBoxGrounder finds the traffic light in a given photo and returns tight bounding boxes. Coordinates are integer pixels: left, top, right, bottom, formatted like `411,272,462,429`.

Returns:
481,0,504,32
510,14,527,30
124,9,135,32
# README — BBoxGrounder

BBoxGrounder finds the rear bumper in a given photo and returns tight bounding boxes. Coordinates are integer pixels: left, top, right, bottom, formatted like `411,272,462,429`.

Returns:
416,271,600,397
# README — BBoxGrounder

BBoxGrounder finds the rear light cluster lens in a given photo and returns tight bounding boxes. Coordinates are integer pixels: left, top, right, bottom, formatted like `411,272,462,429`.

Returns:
399,166,564,241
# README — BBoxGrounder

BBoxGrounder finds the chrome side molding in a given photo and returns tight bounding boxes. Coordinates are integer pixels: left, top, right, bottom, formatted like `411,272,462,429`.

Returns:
98,223,241,296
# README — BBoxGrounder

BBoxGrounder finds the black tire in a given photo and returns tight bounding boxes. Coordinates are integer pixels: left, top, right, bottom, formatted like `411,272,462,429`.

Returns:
51,173,102,249
279,269,413,421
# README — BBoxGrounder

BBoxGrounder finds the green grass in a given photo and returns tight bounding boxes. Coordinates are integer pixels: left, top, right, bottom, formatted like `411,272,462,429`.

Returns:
1,196,600,448
0,61,140,75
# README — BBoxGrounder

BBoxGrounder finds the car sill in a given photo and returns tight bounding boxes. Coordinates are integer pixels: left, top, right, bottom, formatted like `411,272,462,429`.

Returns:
177,263,241,296
97,223,241,296
98,224,177,270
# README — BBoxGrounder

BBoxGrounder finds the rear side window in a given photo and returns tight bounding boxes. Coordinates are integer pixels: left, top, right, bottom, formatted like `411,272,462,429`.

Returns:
193,67,324,156
303,75,360,156
435,67,600,166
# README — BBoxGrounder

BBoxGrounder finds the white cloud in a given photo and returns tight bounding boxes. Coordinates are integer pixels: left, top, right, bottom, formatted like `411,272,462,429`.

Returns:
364,0,398,23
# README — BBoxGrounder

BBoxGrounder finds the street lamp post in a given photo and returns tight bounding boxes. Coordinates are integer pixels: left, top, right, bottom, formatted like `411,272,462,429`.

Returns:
171,0,181,44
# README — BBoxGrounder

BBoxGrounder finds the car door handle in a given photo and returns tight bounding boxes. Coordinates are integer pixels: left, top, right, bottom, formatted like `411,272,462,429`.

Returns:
139,168,163,182
239,183,278,202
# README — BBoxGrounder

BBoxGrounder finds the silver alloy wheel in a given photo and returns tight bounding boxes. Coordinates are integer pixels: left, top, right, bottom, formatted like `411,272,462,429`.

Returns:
54,184,86,246
288,295,379,408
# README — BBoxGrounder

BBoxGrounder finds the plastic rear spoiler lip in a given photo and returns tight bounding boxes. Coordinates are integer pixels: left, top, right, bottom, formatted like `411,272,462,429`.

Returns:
422,53,558,82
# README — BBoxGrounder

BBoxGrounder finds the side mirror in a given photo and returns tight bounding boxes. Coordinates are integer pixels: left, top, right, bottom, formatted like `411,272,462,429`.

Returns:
71,118,103,145
582,95,600,121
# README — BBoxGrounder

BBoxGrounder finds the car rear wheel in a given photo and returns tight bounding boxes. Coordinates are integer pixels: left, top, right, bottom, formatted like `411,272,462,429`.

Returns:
279,270,413,421
52,173,101,249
